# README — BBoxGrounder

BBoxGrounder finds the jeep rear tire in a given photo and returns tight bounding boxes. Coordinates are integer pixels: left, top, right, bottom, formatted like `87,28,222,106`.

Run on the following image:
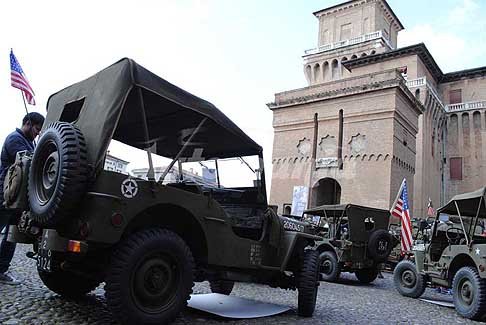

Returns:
355,267,379,284
209,280,234,295
38,270,100,298
368,229,393,262
28,122,88,225
105,229,194,325
393,260,426,298
297,250,319,317
452,266,486,320
319,251,341,282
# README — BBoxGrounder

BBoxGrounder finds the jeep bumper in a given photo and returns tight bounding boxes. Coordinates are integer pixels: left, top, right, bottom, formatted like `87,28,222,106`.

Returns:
38,229,88,254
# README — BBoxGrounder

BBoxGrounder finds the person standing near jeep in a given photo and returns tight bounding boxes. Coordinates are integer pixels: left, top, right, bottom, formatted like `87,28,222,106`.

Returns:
0,112,44,284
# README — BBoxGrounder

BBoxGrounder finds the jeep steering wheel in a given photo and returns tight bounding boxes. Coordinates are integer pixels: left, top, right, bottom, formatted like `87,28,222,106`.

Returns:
446,226,464,245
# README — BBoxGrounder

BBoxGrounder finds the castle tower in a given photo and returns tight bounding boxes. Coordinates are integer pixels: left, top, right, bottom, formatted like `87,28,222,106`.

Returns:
303,0,403,85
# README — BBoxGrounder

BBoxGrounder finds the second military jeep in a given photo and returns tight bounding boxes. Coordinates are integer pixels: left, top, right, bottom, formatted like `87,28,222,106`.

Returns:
303,204,393,284
4,59,321,324
394,187,486,320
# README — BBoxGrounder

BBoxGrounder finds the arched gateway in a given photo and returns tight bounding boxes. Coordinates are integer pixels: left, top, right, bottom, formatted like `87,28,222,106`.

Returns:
311,178,341,207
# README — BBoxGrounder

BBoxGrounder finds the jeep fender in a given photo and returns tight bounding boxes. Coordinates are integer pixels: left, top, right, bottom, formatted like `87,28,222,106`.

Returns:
279,232,321,272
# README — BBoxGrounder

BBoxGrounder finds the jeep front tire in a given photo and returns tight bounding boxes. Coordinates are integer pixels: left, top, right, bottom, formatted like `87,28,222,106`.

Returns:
452,266,486,320
393,260,426,298
105,229,194,325
297,250,319,317
319,251,340,282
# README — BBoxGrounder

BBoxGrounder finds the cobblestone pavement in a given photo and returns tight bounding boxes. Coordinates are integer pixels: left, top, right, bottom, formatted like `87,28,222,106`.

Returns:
0,244,484,325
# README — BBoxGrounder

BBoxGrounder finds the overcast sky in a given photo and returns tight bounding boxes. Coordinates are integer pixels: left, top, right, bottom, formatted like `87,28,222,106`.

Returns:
1,0,485,188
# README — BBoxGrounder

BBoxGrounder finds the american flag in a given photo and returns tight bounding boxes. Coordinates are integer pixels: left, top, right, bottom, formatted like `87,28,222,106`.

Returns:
10,50,36,105
391,179,413,252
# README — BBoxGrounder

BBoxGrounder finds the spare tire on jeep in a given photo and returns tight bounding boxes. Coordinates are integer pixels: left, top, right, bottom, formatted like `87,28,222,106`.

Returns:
367,229,393,262
28,122,88,225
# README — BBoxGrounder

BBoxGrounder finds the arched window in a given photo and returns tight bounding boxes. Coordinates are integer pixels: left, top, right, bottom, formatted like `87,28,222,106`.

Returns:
331,59,339,79
313,63,321,83
323,61,329,81
361,53,367,57
371,50,376,55
305,65,312,83
415,89,420,100
351,54,358,59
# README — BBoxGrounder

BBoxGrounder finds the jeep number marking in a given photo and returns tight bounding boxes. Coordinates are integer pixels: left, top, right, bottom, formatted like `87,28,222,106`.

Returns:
121,178,138,199
283,220,304,232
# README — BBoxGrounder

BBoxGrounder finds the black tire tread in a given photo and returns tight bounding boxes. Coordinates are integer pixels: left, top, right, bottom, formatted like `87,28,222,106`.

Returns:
297,250,319,317
355,267,379,284
105,228,195,325
28,122,88,225
209,280,235,295
452,266,486,320
393,260,426,298
319,250,341,282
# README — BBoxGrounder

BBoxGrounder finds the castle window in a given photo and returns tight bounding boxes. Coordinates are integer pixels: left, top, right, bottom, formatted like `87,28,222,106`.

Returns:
340,23,352,40
449,89,462,104
450,157,463,180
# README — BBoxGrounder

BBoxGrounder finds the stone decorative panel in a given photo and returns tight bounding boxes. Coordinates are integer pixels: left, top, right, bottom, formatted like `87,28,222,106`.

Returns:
297,137,312,156
319,134,337,157
349,133,367,154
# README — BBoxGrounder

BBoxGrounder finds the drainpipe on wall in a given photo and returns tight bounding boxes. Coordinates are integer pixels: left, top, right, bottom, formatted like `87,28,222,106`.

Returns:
338,109,344,170
307,113,318,208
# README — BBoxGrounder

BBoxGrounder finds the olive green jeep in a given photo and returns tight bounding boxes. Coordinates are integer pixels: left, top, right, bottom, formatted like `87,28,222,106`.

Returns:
303,204,393,284
3,59,321,324
394,187,486,320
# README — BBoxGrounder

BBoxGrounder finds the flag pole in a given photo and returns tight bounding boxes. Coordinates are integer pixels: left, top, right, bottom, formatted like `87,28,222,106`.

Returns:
20,91,30,116
390,178,406,215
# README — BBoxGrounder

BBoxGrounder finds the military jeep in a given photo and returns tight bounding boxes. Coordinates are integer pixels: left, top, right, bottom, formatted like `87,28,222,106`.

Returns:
4,59,321,324
394,187,486,320
303,204,393,284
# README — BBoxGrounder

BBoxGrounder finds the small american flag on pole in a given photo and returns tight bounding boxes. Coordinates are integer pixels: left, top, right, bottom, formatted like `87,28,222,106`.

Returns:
10,50,36,105
391,179,413,252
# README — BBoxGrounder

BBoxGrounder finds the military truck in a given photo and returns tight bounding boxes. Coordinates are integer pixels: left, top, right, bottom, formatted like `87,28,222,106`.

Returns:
303,204,393,284
394,187,486,320
3,59,322,324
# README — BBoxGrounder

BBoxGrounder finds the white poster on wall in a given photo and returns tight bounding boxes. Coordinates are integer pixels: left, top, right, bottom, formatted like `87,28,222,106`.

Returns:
290,186,309,217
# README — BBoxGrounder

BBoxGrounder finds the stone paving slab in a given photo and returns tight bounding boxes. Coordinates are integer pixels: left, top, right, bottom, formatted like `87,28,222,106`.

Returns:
0,244,484,324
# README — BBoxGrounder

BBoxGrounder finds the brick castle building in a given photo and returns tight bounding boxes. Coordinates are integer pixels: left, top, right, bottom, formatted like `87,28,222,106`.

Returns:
268,0,486,217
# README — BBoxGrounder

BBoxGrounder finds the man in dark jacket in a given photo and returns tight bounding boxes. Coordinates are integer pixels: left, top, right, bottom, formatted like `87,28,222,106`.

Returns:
0,112,44,284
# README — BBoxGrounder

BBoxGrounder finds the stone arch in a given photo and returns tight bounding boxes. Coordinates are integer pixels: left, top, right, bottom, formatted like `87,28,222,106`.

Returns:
310,178,341,207
341,57,348,76
369,154,375,161
323,61,330,81
384,154,390,161
361,53,367,57
370,50,376,55
376,154,383,161
313,63,321,83
331,59,339,79
305,65,312,83
351,54,358,59
362,154,367,161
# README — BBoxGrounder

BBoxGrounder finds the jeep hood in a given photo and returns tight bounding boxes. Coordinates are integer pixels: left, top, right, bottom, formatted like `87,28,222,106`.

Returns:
45,58,262,169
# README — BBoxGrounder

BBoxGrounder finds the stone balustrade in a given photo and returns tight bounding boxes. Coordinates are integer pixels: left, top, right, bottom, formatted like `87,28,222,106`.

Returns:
303,30,393,56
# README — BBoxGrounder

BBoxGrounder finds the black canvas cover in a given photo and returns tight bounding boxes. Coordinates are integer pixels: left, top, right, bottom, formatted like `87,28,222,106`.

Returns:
45,58,262,169
438,187,486,217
